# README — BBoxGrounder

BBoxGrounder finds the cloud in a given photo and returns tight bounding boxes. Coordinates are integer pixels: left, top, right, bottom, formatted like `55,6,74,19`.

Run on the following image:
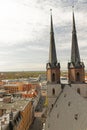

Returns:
0,0,87,71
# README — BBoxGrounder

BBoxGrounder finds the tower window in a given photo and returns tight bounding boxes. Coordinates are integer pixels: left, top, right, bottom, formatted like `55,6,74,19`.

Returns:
52,73,55,82
76,72,80,81
52,88,55,95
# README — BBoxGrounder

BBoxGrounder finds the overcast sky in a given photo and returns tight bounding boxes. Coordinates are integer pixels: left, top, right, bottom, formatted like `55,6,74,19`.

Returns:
0,0,87,71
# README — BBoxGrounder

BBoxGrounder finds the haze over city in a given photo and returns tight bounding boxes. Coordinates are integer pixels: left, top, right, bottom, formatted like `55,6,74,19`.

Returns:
0,0,87,71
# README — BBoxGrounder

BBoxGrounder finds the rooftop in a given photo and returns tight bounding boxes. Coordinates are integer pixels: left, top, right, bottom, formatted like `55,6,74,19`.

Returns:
46,85,87,130
0,97,32,111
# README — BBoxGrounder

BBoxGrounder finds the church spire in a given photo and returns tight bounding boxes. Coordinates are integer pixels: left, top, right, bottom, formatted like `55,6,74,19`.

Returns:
71,10,80,65
68,9,85,83
46,9,60,84
49,9,57,67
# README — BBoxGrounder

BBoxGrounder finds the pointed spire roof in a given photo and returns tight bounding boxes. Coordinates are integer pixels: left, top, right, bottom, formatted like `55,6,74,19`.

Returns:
49,9,57,66
71,10,80,65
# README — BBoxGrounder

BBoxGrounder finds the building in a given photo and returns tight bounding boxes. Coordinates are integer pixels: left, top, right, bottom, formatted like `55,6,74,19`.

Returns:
0,98,34,130
0,79,41,130
23,83,40,91
68,11,85,83
4,83,23,93
22,89,38,98
67,10,87,97
45,9,87,130
46,10,60,84
46,10,61,110
45,86,87,130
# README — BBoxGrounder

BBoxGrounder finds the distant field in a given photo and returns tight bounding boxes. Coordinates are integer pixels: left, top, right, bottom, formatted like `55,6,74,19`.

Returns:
0,71,87,80
0,71,46,80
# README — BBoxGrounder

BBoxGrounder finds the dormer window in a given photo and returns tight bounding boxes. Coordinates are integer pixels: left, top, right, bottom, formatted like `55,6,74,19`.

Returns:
52,88,55,95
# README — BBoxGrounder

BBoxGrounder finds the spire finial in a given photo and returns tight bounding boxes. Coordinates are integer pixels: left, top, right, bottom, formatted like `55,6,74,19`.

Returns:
72,5,74,12
50,9,52,12
72,0,75,8
50,9,52,16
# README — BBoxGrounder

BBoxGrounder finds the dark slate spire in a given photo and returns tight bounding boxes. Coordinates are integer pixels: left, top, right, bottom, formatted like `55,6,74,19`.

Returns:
49,9,57,67
71,11,81,65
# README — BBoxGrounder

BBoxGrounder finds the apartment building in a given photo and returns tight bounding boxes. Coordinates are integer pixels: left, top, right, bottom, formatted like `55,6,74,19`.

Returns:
0,97,34,130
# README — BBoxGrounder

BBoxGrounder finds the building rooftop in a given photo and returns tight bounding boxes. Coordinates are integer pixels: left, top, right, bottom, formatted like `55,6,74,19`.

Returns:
0,97,32,111
4,84,18,87
46,85,87,130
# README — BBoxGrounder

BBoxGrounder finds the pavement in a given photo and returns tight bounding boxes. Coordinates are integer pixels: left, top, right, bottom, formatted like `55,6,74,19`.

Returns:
35,96,46,112
29,117,42,130
29,96,46,130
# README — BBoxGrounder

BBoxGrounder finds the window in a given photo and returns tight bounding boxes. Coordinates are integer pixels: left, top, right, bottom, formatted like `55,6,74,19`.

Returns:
52,104,53,108
77,88,80,94
52,88,55,95
76,72,80,81
52,73,55,82
68,101,71,106
74,114,78,120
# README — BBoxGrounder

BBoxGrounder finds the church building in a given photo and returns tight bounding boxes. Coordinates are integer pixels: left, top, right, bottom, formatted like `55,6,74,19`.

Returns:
46,10,60,84
45,10,87,130
68,11,85,83
46,10,61,110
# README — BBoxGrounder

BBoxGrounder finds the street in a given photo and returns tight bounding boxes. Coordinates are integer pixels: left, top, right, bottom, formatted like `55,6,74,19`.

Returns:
29,117,42,130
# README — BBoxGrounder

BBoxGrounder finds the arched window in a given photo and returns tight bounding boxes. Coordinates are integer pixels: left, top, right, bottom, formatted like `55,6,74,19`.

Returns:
77,88,80,94
76,72,80,81
52,73,55,82
52,88,55,95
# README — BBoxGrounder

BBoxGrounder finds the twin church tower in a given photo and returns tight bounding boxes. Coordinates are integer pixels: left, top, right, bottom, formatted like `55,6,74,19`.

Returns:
46,10,85,83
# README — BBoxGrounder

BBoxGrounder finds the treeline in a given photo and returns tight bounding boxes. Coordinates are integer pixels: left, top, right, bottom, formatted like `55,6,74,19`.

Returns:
0,71,46,80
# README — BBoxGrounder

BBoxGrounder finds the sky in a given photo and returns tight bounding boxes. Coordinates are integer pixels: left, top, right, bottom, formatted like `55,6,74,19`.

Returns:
0,0,87,71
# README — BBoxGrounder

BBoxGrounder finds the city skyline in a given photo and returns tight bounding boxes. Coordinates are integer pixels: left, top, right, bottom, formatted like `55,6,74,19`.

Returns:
0,0,87,71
